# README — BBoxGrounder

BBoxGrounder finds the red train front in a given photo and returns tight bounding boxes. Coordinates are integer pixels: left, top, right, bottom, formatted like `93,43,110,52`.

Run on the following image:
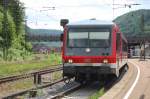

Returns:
60,19,128,83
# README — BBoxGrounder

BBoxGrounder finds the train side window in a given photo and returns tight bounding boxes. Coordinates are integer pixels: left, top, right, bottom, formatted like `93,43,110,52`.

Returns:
116,33,120,51
121,36,127,52
122,40,126,52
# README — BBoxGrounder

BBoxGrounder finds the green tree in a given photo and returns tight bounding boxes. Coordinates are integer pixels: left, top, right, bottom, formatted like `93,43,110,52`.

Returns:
0,0,32,61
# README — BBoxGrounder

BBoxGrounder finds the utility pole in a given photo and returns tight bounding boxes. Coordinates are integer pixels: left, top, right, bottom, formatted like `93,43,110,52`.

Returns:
140,14,146,60
141,14,144,34
144,40,145,60
113,0,114,19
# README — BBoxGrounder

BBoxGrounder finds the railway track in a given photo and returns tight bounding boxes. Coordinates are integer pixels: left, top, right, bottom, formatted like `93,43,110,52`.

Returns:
0,65,63,98
0,65,62,84
26,65,126,99
2,78,68,99
50,65,128,99
1,65,128,99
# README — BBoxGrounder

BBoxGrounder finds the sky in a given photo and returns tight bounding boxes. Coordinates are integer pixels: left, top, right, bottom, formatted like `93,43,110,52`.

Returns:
20,0,150,30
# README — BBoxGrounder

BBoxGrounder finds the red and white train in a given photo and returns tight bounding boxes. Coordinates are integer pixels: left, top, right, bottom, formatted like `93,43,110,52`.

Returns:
60,19,128,82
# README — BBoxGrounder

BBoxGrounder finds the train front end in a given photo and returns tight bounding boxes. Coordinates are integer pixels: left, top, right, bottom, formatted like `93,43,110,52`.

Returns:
61,19,118,82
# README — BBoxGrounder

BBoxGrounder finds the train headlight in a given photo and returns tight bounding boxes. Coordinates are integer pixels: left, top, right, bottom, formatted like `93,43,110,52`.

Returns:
103,59,108,64
68,59,73,63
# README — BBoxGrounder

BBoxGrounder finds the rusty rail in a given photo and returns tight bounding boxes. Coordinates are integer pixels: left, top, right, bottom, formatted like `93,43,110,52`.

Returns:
0,65,64,99
0,65,62,84
2,78,68,99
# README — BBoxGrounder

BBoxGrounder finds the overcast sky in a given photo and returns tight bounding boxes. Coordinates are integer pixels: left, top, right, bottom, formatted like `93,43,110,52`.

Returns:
20,0,150,30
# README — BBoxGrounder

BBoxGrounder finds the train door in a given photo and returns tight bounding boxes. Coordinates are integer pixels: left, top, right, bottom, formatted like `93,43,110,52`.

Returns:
116,33,121,67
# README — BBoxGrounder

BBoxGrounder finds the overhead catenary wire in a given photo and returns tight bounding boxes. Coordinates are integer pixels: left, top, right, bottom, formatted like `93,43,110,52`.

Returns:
25,7,58,26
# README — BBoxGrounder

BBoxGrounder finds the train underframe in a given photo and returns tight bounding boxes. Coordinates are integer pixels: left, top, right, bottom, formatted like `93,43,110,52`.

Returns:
63,63,121,83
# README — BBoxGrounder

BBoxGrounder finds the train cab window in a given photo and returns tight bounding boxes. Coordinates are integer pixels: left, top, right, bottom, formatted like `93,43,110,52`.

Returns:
68,32,88,47
89,32,110,47
68,28,111,48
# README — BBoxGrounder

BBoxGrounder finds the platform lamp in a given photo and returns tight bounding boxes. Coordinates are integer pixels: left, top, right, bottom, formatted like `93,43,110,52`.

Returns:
60,19,69,41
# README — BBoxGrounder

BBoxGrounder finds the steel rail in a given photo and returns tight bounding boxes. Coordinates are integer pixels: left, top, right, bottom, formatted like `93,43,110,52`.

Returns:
0,65,62,84
2,78,68,99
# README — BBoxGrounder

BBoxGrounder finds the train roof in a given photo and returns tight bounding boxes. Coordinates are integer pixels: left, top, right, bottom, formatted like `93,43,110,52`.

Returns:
67,19,114,27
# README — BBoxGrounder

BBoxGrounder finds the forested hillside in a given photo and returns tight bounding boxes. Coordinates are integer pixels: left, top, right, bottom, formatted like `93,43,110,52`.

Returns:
114,9,150,37
25,26,62,42
0,0,32,61
27,26,62,36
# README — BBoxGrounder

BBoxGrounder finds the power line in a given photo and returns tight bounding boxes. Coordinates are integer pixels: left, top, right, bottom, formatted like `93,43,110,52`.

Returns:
25,7,58,26
112,0,141,19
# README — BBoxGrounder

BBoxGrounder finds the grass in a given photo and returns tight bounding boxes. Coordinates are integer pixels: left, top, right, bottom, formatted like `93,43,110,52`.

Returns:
89,87,105,99
52,71,62,80
0,53,62,98
0,79,34,97
0,53,62,77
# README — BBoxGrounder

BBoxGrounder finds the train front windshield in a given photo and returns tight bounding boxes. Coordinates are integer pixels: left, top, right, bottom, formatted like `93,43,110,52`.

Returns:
68,28,111,48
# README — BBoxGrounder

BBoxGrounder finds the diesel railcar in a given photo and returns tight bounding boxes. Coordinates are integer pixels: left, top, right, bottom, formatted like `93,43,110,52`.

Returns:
60,19,128,82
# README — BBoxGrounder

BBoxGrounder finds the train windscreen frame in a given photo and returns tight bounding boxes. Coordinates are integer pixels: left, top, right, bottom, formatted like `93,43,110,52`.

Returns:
67,27,112,48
